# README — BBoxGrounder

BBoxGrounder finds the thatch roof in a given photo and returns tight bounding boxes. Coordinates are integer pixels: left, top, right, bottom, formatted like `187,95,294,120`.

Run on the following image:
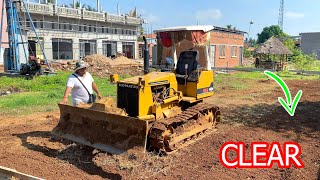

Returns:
255,36,293,55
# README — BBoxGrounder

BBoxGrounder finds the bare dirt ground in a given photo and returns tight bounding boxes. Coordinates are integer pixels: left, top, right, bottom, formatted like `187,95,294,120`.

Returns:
0,77,319,179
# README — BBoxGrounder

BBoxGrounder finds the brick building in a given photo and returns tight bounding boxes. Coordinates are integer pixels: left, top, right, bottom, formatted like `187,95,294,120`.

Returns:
154,26,245,68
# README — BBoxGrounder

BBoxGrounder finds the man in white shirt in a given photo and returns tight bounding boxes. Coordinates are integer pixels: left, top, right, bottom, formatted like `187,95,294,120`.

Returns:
60,61,102,106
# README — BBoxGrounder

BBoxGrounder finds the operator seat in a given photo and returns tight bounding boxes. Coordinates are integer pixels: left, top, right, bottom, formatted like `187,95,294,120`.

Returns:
176,50,199,75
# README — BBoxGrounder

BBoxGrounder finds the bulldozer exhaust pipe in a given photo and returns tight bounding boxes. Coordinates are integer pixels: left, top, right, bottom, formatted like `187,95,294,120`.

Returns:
143,36,149,74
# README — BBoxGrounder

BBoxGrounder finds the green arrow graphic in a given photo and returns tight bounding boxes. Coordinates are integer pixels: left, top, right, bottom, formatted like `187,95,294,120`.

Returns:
264,71,303,116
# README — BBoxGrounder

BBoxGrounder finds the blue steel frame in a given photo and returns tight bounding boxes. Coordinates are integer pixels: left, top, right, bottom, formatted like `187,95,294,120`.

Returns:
0,0,50,72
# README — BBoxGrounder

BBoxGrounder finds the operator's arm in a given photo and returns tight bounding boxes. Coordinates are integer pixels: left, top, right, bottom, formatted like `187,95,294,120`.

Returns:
92,82,102,100
60,86,72,104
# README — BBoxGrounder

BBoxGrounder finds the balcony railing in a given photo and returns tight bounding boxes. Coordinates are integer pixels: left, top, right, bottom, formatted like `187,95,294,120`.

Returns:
106,14,125,24
20,2,54,16
21,2,143,26
126,16,143,25
82,10,105,21
56,7,81,19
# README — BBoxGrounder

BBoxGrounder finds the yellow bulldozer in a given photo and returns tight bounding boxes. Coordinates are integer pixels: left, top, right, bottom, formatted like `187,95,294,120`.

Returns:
52,37,220,154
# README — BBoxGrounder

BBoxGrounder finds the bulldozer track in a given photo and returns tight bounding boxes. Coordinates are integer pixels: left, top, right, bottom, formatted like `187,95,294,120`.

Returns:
149,103,220,153
165,128,218,155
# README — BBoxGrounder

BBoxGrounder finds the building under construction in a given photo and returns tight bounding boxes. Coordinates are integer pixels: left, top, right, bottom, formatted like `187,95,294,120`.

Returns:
1,0,143,65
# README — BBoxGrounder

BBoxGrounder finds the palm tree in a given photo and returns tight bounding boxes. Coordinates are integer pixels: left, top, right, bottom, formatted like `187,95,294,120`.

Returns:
226,25,232,29
69,2,86,9
40,0,55,4
226,25,238,30
85,5,96,12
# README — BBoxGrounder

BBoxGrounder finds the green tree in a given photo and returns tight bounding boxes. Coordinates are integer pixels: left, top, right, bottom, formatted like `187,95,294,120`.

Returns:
243,47,252,58
257,25,287,44
137,26,145,42
245,38,257,47
295,54,316,72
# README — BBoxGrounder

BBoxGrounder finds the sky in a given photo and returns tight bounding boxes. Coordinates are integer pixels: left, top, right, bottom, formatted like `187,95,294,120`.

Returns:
42,0,319,38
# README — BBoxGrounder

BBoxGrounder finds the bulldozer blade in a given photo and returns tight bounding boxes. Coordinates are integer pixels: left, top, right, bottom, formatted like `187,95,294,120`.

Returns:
52,104,148,154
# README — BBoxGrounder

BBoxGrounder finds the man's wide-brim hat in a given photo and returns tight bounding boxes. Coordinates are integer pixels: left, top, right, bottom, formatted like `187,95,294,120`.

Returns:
74,61,89,72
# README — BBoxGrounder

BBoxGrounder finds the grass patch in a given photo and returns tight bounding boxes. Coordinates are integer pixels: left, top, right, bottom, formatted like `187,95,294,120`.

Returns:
0,70,318,116
216,71,319,80
0,72,117,116
214,71,319,91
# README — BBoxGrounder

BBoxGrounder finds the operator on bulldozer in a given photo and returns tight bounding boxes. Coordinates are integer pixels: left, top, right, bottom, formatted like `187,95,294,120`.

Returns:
53,36,220,154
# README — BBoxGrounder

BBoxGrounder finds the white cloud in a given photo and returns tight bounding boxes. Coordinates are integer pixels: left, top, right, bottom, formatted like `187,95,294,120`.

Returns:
195,9,222,21
145,14,160,24
285,12,304,19
137,8,146,16
137,9,160,24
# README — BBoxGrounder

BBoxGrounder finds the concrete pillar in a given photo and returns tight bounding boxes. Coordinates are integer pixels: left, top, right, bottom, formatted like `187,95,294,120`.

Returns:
205,46,211,70
73,38,80,60
96,0,100,12
96,39,103,55
44,36,53,61
134,41,138,60
19,35,29,64
0,47,4,65
117,41,122,54
117,1,120,15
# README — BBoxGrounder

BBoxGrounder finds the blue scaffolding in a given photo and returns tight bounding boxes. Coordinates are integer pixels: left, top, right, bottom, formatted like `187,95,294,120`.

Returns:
0,0,50,72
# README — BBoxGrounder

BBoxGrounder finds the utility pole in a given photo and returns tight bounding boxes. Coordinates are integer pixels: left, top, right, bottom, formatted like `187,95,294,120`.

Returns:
278,0,284,30
248,20,254,40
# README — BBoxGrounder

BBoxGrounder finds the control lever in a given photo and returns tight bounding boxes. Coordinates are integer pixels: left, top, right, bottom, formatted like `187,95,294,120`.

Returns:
185,64,188,86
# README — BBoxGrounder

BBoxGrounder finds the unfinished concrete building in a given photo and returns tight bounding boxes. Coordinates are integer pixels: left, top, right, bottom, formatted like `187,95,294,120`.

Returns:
300,32,320,59
16,1,143,62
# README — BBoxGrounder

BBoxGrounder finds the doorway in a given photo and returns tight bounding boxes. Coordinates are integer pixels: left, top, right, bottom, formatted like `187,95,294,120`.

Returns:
28,38,44,60
79,40,97,59
122,42,135,59
102,41,117,57
52,38,73,60
239,47,243,65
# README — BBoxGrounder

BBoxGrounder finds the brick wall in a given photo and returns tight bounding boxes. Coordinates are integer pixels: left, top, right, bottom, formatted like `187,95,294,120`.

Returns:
210,31,244,68
161,39,207,67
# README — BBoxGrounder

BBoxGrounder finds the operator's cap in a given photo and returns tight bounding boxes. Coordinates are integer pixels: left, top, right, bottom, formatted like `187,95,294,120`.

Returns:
74,61,89,72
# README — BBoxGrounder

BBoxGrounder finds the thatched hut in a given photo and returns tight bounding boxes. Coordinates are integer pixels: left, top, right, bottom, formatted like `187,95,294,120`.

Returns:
254,36,293,70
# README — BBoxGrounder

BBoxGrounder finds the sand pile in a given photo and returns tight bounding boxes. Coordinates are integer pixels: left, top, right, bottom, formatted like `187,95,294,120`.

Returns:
84,54,140,66
49,54,143,77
